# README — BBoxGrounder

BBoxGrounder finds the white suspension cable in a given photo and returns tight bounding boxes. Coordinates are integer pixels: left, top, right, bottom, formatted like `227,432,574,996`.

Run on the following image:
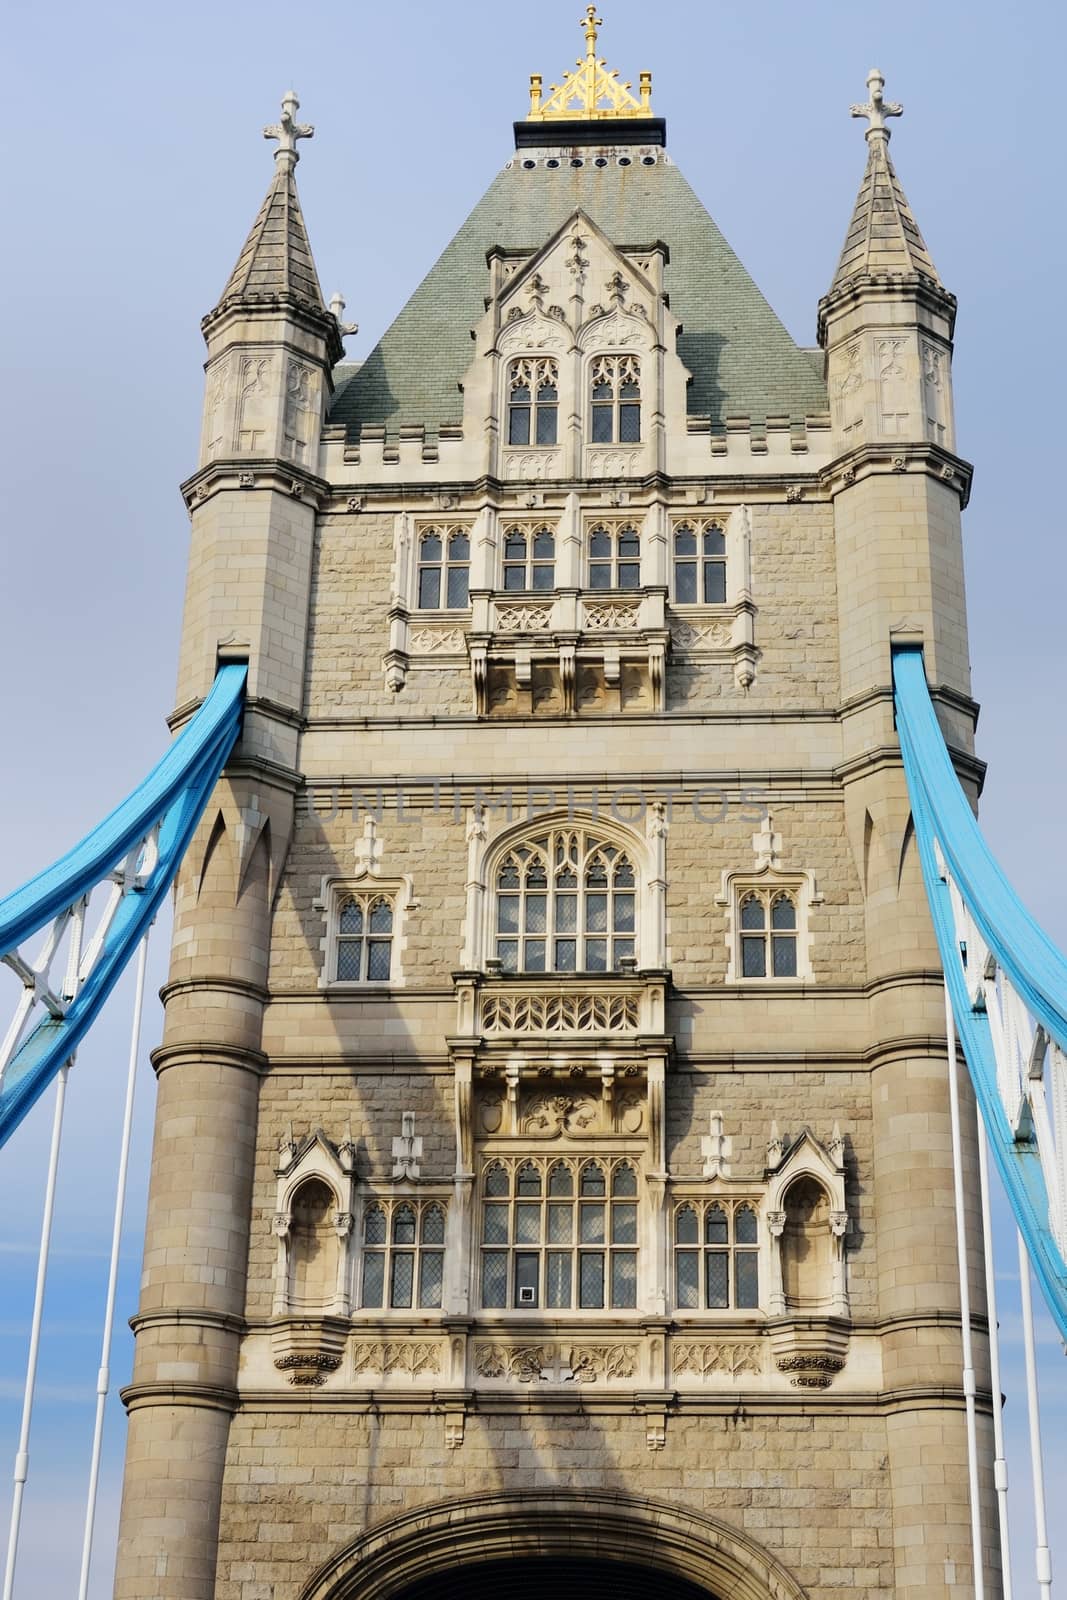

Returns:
1017,1231,1052,1598
945,983,986,1599
77,932,150,1600
977,1114,1012,1599
2,1064,69,1600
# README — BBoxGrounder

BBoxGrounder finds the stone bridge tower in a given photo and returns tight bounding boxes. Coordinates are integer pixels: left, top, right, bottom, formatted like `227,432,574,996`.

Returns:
114,24,997,1600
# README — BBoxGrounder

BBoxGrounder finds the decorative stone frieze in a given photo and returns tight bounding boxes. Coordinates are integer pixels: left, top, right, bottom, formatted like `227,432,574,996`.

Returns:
350,1341,443,1378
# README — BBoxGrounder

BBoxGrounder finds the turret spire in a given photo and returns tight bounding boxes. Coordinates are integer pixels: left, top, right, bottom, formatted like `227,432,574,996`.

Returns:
824,68,942,301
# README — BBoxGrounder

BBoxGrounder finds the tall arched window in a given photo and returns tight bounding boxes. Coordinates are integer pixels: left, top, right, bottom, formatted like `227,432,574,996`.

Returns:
508,359,558,446
590,355,641,443
417,526,470,609
502,523,555,591
493,827,637,973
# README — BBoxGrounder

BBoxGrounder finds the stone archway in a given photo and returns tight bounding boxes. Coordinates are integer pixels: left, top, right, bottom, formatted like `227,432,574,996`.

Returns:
300,1490,810,1600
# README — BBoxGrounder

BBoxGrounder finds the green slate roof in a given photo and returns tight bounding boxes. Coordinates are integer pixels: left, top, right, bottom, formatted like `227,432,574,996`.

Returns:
329,153,827,439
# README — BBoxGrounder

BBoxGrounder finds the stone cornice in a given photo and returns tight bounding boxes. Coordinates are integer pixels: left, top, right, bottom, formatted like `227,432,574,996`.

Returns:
159,975,271,1008
129,1308,247,1337
150,1041,268,1079
120,1380,240,1416
820,439,973,507
180,456,331,513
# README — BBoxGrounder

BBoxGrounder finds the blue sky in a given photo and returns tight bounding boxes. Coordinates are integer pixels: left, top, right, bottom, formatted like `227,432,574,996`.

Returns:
1,0,1064,1593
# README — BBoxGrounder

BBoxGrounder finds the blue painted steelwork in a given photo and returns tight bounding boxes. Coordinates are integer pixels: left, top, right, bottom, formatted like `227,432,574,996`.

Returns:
0,665,246,1149
893,644,1067,1340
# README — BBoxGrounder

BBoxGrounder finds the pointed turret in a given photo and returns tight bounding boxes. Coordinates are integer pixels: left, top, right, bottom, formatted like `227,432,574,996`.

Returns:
827,109,941,292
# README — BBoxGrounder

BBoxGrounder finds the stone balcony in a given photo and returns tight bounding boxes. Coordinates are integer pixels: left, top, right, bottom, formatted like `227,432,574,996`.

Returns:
453,969,668,1047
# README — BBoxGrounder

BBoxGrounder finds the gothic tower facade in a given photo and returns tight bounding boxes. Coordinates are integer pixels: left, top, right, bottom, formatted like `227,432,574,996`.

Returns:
114,33,998,1600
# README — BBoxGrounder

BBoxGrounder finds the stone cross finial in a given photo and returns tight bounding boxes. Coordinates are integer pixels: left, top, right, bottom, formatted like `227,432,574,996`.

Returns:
582,6,604,56
850,68,902,140
264,90,314,166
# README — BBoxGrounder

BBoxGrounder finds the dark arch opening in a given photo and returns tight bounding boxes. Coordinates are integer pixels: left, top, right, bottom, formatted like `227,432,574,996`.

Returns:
393,1557,720,1600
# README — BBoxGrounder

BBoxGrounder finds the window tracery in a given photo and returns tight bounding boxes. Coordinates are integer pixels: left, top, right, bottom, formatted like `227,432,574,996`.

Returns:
507,358,559,446
360,1197,448,1310
494,828,636,973
479,1156,640,1310
336,893,394,982
590,354,641,443
738,888,798,978
417,526,470,609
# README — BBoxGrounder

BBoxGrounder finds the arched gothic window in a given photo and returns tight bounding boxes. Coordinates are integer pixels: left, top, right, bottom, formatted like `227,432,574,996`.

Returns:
336,895,394,982
674,1199,759,1310
588,522,640,590
493,828,637,974
502,523,555,591
673,521,726,604
590,354,641,443
361,1198,447,1310
417,526,470,609
739,889,797,978
508,358,558,446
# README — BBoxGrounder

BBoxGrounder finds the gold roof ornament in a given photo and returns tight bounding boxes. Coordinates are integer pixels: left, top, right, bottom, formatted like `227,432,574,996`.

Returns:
527,8,653,122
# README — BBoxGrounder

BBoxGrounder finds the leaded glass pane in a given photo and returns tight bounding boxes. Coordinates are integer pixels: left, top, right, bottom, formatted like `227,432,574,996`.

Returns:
614,894,635,932
592,405,613,443
362,1252,384,1308
703,561,726,604
589,528,612,558
525,895,547,933
532,563,553,589
417,567,441,609
366,940,391,981
527,862,548,888
674,527,697,557
612,1163,638,1197
484,1164,509,1197
508,406,530,445
505,533,527,562
742,936,767,978
579,1252,605,1308
547,1203,573,1244
497,896,519,933
579,1203,605,1244
522,938,546,972
368,899,392,934
533,530,555,559
581,1164,606,1197
517,1163,542,1197
482,1252,507,1308
504,565,524,591
619,403,641,443
393,1205,416,1246
612,937,635,968
390,1252,414,1308
735,1205,758,1244
546,1251,571,1308
585,938,607,971
586,861,608,887
364,1206,387,1245
675,561,697,603
772,935,797,978
706,1250,729,1309
676,1250,699,1309
771,894,796,929
497,939,518,972
446,565,469,609
612,1203,637,1244
422,1204,446,1244
676,1205,698,1244
612,1251,637,1308
615,861,635,887
548,1164,573,1198
483,1206,508,1244
618,561,640,590
449,533,470,561
586,893,608,932
736,1251,759,1308
336,940,362,981
420,533,442,562
339,899,363,934
555,937,577,971
703,527,726,555
419,1250,444,1309
589,563,611,589
514,1252,539,1306
741,894,765,929
617,530,640,559
514,1203,541,1244
536,406,557,446
705,1205,728,1245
